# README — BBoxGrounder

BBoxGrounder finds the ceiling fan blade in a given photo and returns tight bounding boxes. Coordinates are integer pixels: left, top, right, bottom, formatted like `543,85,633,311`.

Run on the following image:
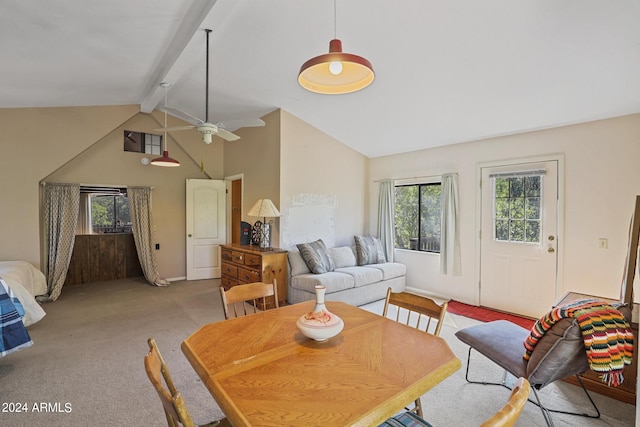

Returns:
217,128,241,141
153,126,196,132
218,118,265,130
161,105,205,126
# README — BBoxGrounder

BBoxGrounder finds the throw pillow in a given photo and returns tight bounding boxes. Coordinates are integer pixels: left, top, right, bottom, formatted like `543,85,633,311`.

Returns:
297,239,335,274
354,235,386,266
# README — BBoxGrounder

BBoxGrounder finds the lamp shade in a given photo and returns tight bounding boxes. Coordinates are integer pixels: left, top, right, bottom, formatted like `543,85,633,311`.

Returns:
298,39,374,95
150,151,180,167
248,199,281,218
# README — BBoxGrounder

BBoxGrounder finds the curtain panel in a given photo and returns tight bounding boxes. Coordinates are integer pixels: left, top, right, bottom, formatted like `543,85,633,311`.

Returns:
38,183,80,302
440,173,462,276
377,179,395,262
127,187,169,286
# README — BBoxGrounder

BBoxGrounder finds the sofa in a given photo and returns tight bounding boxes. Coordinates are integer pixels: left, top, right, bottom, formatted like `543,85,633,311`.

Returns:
287,238,406,307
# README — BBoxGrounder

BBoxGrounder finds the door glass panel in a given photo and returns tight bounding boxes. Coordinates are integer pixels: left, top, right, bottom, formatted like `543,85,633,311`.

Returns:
494,175,541,244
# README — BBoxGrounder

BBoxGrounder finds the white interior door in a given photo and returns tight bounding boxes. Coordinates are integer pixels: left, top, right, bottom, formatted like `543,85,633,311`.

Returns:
480,160,559,318
186,179,226,280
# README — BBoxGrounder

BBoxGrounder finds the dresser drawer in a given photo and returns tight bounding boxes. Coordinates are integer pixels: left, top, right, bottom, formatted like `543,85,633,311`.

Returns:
221,263,238,277
237,267,260,283
221,248,233,262
244,253,261,267
220,275,236,290
231,251,245,264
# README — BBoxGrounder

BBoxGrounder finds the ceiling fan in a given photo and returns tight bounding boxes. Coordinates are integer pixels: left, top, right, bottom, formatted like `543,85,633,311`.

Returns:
156,28,264,143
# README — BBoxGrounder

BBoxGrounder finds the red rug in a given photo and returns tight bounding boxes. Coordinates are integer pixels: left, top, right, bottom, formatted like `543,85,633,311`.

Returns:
447,300,536,330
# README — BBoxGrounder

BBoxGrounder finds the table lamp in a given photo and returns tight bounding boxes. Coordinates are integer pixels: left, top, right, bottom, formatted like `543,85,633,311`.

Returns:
248,199,281,248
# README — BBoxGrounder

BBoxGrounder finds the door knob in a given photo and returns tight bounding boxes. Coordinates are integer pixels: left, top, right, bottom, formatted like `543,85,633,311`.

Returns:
188,234,192,238
547,247,555,253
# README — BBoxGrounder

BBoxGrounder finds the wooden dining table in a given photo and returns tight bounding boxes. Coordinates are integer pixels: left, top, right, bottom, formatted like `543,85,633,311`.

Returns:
182,301,461,427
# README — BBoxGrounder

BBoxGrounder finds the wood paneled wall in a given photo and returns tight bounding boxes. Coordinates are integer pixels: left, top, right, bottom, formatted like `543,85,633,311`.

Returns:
65,234,143,285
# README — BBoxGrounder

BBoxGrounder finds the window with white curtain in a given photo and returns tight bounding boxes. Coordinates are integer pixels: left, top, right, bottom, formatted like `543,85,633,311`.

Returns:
394,182,441,253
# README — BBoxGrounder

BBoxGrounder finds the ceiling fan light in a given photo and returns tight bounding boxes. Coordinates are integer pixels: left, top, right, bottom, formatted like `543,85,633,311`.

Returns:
298,39,374,95
203,133,213,144
151,151,180,167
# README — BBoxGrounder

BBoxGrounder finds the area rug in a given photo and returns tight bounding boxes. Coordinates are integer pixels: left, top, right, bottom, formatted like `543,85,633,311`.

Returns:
447,300,536,330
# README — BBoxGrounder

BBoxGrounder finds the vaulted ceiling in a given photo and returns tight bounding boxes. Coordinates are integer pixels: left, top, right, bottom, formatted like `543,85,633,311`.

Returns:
2,0,639,157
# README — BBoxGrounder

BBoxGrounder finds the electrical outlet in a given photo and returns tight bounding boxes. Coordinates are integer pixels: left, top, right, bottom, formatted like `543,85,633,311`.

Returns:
155,243,160,250
598,238,608,249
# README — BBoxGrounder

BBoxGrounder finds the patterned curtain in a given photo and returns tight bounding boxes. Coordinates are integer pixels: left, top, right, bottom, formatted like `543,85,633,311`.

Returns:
440,173,462,275
127,187,169,286
377,179,395,262
37,183,80,302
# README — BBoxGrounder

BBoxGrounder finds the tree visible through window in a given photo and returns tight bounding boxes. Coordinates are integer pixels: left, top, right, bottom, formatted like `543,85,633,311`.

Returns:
394,183,441,253
90,192,132,234
493,175,541,243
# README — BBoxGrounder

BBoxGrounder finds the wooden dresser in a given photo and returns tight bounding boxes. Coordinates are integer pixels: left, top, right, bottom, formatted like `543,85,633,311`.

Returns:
220,244,288,308
557,291,638,405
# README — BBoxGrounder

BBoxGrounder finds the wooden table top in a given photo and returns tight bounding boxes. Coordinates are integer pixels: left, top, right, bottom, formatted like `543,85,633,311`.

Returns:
182,301,461,427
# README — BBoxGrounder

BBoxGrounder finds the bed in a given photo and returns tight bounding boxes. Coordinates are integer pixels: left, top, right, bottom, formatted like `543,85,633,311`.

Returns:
0,261,47,327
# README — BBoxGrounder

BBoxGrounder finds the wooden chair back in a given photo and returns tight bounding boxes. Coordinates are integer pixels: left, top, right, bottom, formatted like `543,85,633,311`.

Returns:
220,280,279,319
480,377,531,427
381,287,449,418
383,287,449,336
144,338,195,427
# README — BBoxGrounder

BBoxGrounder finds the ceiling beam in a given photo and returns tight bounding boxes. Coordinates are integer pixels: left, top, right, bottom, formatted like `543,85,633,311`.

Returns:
139,0,219,113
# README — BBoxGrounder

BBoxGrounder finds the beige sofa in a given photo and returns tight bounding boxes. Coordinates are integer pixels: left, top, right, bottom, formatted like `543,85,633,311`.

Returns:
287,245,406,307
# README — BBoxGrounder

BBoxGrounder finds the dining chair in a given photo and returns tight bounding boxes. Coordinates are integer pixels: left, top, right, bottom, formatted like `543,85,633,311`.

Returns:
480,377,530,427
220,280,279,319
378,377,530,427
144,338,228,427
382,287,449,417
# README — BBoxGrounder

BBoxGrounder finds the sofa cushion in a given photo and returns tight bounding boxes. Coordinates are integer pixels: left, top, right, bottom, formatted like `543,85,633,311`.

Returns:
363,262,406,280
335,266,383,287
288,250,311,276
297,239,335,274
354,235,386,265
290,272,355,293
329,246,357,268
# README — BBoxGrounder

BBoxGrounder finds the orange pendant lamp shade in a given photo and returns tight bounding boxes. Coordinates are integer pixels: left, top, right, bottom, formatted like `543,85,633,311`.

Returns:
150,150,180,167
298,39,374,95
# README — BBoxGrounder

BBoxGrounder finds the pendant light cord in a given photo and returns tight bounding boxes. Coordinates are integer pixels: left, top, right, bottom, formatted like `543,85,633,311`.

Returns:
163,84,168,151
333,0,337,39
205,28,212,123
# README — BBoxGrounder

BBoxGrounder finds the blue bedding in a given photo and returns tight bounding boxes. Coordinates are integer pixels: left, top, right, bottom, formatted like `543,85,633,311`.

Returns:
0,278,33,357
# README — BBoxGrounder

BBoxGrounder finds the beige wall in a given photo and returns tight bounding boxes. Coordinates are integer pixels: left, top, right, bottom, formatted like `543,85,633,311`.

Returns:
1,105,223,280
369,113,640,305
279,109,368,249
5,102,638,303
225,109,282,246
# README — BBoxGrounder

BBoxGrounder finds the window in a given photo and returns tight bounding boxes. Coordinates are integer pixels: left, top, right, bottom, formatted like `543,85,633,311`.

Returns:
394,183,441,253
80,187,132,234
493,175,541,243
124,130,162,155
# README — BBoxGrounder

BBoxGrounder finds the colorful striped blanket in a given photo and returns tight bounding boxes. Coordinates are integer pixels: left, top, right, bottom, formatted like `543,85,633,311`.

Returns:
524,299,634,387
0,278,33,357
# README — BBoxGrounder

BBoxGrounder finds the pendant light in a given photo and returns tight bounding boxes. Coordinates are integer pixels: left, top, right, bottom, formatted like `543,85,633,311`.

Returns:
151,82,180,167
298,0,374,94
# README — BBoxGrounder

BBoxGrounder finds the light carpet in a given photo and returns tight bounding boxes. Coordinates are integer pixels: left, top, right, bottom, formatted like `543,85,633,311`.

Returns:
0,278,634,426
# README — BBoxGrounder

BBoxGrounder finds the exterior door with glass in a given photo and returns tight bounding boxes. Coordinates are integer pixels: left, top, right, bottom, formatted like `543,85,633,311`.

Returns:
480,160,559,318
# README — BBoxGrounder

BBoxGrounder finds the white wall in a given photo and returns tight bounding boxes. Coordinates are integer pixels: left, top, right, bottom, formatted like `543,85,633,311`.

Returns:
279,110,368,250
369,114,640,305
